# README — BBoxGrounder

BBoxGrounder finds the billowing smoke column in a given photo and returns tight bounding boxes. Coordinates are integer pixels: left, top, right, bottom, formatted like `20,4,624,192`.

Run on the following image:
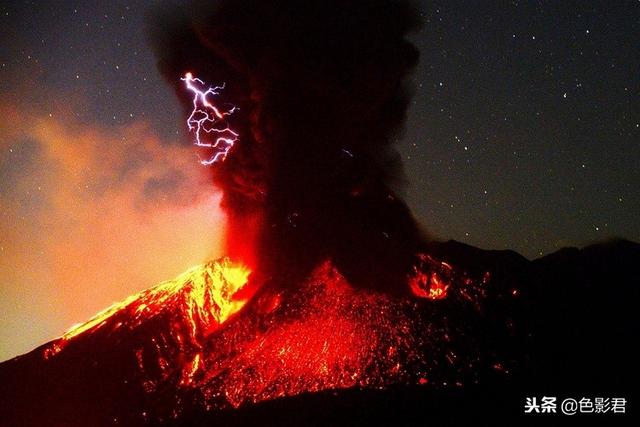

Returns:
148,0,427,294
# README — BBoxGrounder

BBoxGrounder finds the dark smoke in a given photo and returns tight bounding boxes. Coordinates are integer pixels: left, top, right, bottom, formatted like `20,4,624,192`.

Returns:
147,0,428,294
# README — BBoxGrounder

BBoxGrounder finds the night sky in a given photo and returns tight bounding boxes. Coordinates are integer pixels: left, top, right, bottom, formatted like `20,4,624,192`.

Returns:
1,0,638,360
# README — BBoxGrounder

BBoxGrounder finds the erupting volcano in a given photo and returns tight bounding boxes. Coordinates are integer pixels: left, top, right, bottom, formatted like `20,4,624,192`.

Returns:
0,0,637,425
2,240,637,425
0,250,522,425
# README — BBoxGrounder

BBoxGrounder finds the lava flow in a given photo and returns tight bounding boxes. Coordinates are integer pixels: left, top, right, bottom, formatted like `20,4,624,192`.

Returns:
20,253,514,425
3,243,637,426
43,259,250,360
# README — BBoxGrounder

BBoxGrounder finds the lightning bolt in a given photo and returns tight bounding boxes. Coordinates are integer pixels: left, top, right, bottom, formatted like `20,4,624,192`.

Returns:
181,72,239,164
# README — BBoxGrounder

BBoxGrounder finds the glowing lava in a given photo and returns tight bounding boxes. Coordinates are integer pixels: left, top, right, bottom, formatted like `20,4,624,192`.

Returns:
44,259,249,359
409,254,451,300
195,261,426,409
181,72,239,164
32,256,502,424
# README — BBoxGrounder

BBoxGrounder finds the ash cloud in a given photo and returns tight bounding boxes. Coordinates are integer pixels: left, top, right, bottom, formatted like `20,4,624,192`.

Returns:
147,0,429,293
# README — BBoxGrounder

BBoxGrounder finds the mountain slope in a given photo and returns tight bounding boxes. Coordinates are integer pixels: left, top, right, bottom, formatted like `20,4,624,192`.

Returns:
1,240,637,425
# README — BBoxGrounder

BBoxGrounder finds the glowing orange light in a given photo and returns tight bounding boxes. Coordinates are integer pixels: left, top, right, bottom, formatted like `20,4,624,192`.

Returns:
44,259,250,357
409,271,449,300
408,254,452,300
180,352,203,386
35,256,499,416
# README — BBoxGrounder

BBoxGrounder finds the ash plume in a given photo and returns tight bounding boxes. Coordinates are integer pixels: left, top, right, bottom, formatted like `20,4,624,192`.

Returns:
147,0,428,293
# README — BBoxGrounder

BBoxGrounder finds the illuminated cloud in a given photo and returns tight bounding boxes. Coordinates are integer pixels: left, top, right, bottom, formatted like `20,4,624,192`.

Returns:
0,95,225,361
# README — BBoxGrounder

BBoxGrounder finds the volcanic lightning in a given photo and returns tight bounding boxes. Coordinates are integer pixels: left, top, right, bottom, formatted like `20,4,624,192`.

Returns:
181,72,238,164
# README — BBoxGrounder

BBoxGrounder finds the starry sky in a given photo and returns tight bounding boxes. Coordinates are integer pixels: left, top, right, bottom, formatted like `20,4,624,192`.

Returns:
0,0,638,360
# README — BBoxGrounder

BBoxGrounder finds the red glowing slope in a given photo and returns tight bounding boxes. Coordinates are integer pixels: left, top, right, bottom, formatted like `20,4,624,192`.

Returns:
192,261,430,409
0,250,523,425
1,240,638,426
42,259,250,366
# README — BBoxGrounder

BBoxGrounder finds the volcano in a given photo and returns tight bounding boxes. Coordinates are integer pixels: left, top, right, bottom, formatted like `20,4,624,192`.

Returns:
1,239,637,425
